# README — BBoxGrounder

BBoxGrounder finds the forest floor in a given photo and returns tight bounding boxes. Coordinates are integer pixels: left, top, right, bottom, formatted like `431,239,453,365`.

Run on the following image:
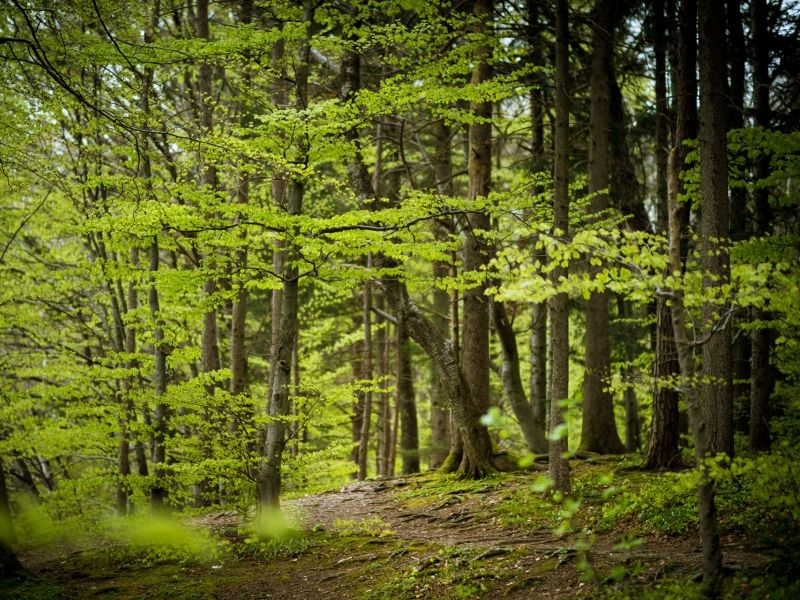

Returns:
2,458,794,599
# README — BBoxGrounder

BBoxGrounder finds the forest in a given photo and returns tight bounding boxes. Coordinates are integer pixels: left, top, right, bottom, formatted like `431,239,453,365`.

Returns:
0,0,799,598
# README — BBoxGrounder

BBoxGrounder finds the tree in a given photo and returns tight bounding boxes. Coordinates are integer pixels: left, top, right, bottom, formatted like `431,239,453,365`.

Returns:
699,0,734,459
644,0,697,471
549,0,571,494
581,0,626,455
445,0,495,474
666,146,723,596
749,0,774,453
257,0,313,508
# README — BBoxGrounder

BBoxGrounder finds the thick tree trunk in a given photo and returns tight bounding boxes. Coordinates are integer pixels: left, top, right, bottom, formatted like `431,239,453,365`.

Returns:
645,298,683,469
0,459,16,545
381,279,494,478
549,0,571,494
429,118,454,469
448,0,493,473
493,301,547,453
582,0,626,455
699,0,734,459
0,484,17,578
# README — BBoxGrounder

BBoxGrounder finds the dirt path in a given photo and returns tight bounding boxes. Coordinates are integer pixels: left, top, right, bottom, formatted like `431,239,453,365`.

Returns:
260,476,770,599
10,474,778,599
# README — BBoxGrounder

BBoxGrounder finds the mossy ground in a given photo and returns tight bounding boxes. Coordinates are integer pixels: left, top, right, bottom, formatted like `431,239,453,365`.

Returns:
3,457,798,599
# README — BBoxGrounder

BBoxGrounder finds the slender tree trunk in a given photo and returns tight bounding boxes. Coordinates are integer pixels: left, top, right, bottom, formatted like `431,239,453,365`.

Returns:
117,248,141,515
493,301,547,453
258,179,304,507
376,304,391,477
549,0,571,493
229,0,253,411
645,0,696,470
257,2,311,509
699,0,734,459
526,0,547,446
430,259,452,468
582,0,626,455
667,150,723,597
149,237,169,510
726,0,751,435
357,275,374,480
749,0,773,452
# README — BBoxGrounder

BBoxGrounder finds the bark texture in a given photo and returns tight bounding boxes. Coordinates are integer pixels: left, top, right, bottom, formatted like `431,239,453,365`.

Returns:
581,0,626,455
549,0,571,494
699,0,734,458
645,0,696,470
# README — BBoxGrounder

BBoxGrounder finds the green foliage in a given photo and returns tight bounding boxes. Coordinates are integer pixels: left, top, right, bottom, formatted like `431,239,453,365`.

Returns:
102,515,220,566
333,516,395,538
598,470,700,535
709,453,800,539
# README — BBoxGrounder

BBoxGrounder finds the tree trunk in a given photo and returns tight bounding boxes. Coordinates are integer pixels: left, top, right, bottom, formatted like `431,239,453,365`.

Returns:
430,258,452,468
726,0,751,435
257,180,303,508
581,0,626,455
549,0,571,494
381,279,494,478
397,318,420,475
429,118,454,469
446,0,494,473
645,0,696,470
749,0,773,452
357,277,374,481
524,0,549,451
117,249,140,515
645,298,683,468
375,298,390,476
149,237,169,511
229,0,253,410
493,301,547,453
257,3,311,508
699,0,734,459
667,150,723,597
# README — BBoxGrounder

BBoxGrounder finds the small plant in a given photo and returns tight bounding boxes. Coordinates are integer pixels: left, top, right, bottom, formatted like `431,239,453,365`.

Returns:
333,516,395,537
